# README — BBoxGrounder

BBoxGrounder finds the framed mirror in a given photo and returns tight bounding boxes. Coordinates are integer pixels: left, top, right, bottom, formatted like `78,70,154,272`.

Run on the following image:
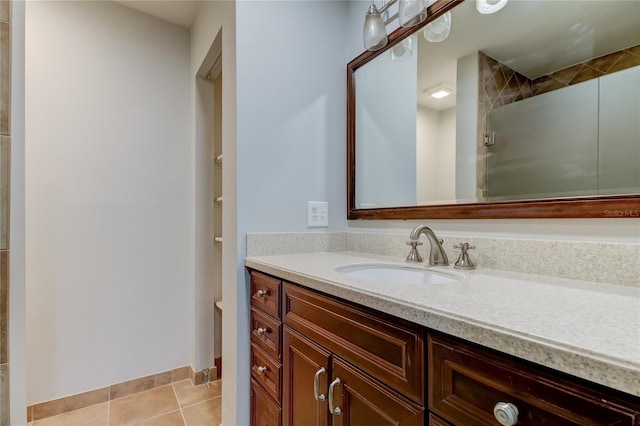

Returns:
347,0,640,219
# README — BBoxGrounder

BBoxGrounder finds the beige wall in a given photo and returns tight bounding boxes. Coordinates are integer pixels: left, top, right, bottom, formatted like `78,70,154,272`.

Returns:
0,0,11,424
26,0,192,406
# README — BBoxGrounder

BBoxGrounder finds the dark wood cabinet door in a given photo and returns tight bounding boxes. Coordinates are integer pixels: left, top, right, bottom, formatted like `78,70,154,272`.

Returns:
283,326,331,426
330,357,424,426
283,283,424,404
251,378,282,426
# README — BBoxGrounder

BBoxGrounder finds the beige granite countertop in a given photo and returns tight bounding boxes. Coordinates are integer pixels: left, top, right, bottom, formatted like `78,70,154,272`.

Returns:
245,251,640,398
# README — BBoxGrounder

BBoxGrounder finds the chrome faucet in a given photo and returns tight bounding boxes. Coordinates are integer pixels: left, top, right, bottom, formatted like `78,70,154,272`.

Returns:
406,225,449,266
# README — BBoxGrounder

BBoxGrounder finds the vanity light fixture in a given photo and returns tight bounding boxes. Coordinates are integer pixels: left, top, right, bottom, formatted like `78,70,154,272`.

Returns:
363,0,509,50
364,2,389,51
363,0,428,51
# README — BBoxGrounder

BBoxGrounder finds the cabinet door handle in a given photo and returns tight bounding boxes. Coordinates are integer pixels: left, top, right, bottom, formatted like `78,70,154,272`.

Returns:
256,290,267,297
256,366,267,374
494,402,519,426
313,367,326,401
256,327,267,336
328,377,342,415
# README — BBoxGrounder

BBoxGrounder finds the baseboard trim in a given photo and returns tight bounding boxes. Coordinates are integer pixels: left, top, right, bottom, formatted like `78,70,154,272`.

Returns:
27,365,216,422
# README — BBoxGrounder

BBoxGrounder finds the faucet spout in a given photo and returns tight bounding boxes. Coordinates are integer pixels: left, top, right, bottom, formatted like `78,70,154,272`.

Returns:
407,225,449,266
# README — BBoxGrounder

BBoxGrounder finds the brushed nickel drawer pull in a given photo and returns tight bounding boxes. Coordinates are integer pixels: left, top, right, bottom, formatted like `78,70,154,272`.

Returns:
313,367,326,401
256,366,267,374
328,377,342,415
494,402,519,426
256,290,267,297
256,327,267,336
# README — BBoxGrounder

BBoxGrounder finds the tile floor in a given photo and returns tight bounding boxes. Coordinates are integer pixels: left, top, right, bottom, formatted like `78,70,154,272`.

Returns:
28,379,221,426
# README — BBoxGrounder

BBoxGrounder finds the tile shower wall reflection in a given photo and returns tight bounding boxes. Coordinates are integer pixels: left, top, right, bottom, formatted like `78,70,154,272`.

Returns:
479,44,640,110
0,1,10,424
477,45,640,199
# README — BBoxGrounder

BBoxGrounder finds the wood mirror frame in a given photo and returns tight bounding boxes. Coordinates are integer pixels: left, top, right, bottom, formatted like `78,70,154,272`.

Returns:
347,0,640,220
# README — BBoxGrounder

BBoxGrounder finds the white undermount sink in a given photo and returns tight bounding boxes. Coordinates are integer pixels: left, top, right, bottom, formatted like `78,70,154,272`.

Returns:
335,264,459,285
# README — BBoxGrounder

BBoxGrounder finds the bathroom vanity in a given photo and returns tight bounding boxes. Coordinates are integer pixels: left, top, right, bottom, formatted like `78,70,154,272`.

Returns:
246,252,640,426
246,0,640,422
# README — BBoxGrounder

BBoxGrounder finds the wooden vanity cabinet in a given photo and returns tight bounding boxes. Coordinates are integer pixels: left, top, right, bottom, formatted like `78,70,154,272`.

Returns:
250,271,283,426
428,332,640,426
248,268,640,426
251,377,282,426
429,413,453,426
282,282,425,426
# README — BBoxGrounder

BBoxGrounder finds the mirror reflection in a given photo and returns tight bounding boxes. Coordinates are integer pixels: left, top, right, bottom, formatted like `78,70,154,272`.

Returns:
354,0,640,209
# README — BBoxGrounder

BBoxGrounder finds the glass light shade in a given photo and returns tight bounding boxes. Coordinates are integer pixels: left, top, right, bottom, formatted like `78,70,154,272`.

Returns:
363,4,388,51
390,36,414,62
398,0,427,27
423,11,451,42
476,0,508,14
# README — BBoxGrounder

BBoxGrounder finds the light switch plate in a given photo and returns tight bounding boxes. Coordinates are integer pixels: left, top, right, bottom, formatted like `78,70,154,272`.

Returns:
307,201,328,227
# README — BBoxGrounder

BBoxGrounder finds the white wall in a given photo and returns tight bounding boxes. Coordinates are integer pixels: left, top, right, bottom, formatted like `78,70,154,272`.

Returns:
192,75,217,372
191,2,349,424
190,2,238,425
236,1,349,233
356,42,417,208
235,1,349,424
440,108,456,200
25,1,191,404
417,105,456,204
456,51,479,202
417,106,438,202
10,0,26,423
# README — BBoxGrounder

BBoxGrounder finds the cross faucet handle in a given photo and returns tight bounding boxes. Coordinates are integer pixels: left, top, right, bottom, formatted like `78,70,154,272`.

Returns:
453,242,476,270
406,240,424,263
454,243,476,251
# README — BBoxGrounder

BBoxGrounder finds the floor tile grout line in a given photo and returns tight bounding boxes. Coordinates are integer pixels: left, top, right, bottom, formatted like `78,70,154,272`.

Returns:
128,408,183,426
179,394,222,410
107,386,111,426
171,382,189,426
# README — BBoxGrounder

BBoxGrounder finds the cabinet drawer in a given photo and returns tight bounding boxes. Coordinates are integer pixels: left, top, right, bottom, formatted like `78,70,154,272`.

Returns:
251,271,281,319
251,378,282,426
283,282,424,404
251,342,282,403
428,333,640,426
251,307,282,361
